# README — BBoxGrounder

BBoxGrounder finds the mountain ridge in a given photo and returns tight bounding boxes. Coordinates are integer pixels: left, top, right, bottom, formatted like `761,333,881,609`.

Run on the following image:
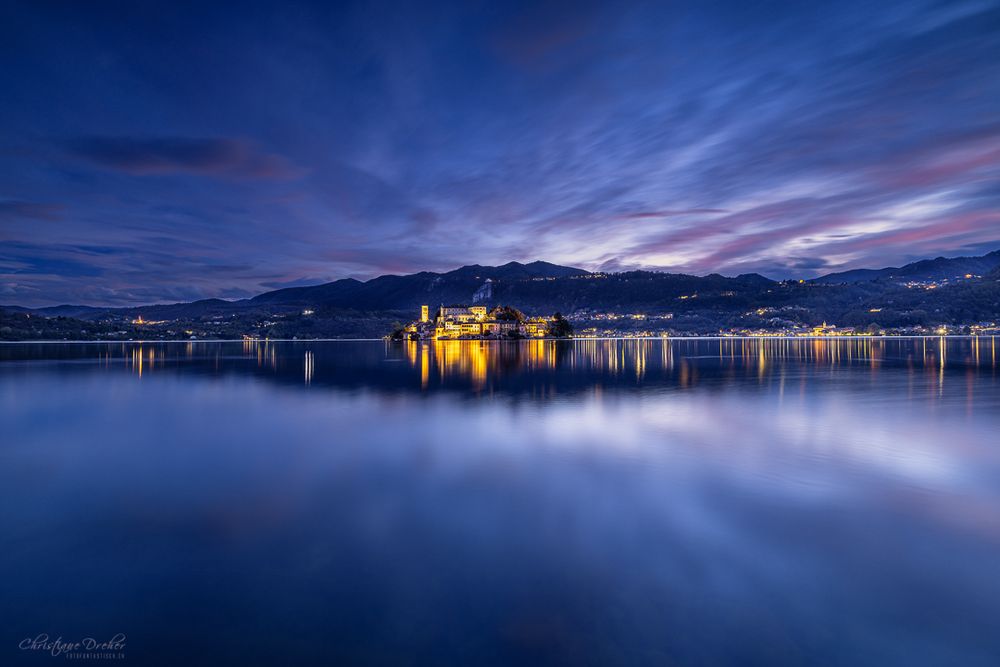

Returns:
3,250,999,316
3,249,999,340
811,250,1000,284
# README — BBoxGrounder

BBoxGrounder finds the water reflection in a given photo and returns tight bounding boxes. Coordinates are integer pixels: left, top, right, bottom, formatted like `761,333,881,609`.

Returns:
2,337,997,405
1,339,1000,665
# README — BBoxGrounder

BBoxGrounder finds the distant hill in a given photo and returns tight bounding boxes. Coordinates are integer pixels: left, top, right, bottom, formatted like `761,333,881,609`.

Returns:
250,260,589,309
3,250,1000,340
813,250,1000,284
0,304,109,318
244,262,779,315
442,261,589,280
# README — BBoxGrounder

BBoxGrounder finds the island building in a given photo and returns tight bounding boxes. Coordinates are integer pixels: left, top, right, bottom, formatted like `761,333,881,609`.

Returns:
402,305,550,340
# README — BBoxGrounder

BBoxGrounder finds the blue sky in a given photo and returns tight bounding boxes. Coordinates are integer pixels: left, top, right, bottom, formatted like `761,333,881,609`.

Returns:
2,0,999,306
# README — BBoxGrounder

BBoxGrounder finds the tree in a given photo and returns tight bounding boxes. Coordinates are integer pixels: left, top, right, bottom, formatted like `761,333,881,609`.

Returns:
388,322,406,340
549,312,573,338
490,305,526,322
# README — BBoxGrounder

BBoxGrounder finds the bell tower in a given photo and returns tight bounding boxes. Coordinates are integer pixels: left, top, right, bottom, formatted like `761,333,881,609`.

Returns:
420,305,429,323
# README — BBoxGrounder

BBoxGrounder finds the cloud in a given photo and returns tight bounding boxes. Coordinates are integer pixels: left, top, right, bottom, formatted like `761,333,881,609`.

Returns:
4,0,1000,302
784,256,838,271
489,0,607,67
319,245,454,276
0,200,64,221
812,210,1000,257
0,241,105,278
259,276,333,290
617,209,728,219
64,136,305,180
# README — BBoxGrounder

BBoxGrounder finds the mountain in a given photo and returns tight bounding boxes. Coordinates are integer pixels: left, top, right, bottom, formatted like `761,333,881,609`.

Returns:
3,251,1000,340
813,250,1000,284
250,261,588,309
441,261,588,280
250,278,366,306
243,262,777,314
0,304,109,318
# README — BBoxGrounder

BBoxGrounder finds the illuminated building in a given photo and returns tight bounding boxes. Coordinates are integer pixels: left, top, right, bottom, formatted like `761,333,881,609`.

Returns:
523,318,548,337
131,315,167,326
397,304,552,340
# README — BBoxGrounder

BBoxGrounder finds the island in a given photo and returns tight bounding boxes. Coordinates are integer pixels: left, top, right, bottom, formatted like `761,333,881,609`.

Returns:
390,304,573,340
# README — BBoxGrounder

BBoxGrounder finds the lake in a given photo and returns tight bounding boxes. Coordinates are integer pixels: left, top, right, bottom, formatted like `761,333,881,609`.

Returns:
2,338,999,666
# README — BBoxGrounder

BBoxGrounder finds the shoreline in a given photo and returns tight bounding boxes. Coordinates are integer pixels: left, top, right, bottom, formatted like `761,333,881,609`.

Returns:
0,334,995,345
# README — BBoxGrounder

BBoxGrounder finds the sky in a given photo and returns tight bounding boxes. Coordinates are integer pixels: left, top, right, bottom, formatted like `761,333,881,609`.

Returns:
1,0,999,307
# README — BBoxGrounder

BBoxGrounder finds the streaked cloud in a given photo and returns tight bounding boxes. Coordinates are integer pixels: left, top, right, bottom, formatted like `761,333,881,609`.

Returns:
65,136,304,180
0,0,998,306
0,200,64,221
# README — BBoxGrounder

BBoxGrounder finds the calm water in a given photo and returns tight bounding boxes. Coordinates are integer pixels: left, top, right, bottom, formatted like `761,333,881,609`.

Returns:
2,338,1000,666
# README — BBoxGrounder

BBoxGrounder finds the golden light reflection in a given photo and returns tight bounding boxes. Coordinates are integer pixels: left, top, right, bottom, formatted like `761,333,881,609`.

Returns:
394,338,946,389
127,344,160,377
98,336,1000,391
347,337,995,402
939,336,946,396
432,340,490,390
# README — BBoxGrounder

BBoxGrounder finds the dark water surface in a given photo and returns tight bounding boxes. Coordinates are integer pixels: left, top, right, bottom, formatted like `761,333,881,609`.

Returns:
2,338,999,666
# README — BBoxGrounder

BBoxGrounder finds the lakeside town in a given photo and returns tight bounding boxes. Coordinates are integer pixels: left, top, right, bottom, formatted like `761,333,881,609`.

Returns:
3,301,998,341
2,251,999,342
